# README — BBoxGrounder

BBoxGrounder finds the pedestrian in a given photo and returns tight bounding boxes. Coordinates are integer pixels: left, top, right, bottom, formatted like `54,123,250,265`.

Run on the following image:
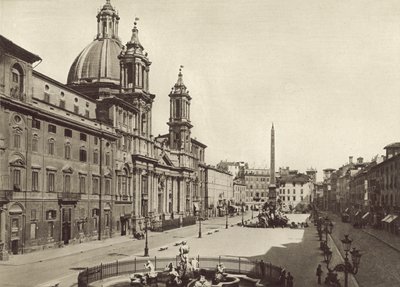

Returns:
259,260,265,278
316,264,323,284
279,268,286,286
286,272,293,287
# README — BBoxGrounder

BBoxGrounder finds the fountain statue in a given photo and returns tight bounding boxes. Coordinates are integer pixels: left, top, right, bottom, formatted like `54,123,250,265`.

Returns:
130,260,158,287
194,275,211,287
213,263,228,284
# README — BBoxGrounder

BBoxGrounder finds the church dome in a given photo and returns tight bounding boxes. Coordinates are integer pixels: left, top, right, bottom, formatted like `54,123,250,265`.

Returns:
67,38,122,85
67,0,122,86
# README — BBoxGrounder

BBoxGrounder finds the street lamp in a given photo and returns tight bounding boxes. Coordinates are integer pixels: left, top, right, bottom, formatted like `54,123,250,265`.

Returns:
197,211,202,238
225,202,229,229
144,216,149,257
241,202,245,226
324,234,362,287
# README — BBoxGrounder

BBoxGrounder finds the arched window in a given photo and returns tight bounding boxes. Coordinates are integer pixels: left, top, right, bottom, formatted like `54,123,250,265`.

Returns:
11,64,24,98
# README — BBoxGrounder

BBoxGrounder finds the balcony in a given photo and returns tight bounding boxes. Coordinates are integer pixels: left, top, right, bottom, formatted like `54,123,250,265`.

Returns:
0,190,12,203
57,192,81,204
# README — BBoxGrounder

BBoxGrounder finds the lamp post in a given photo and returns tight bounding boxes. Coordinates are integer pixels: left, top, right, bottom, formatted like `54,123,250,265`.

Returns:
144,216,149,257
241,202,245,226
324,234,362,287
225,202,229,229
197,211,202,238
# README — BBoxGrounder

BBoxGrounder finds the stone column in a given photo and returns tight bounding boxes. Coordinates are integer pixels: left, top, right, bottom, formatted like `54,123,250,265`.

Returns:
0,209,8,260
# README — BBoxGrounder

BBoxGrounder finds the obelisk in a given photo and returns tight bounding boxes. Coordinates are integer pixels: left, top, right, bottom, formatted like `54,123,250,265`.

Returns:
268,123,277,204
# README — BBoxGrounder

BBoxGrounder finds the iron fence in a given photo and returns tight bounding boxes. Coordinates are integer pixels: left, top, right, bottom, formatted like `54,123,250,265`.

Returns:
77,256,282,287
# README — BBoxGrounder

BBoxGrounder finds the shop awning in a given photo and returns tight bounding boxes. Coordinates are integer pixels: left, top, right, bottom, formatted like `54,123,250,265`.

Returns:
362,212,370,220
355,211,361,217
344,208,349,213
381,214,391,222
386,215,398,224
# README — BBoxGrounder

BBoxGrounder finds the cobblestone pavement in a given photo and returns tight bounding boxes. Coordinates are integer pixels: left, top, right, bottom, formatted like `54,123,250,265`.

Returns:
327,213,400,287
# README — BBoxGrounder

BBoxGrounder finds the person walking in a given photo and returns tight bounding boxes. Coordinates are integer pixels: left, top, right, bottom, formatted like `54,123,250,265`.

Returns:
286,272,293,287
279,269,286,286
259,260,265,278
316,264,323,284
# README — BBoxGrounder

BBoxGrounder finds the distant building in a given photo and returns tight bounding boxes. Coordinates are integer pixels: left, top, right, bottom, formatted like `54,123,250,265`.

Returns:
244,168,270,204
205,166,233,217
233,180,246,206
278,173,312,211
216,161,247,179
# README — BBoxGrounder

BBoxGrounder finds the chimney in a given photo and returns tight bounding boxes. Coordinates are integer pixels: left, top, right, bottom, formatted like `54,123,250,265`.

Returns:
357,157,363,164
349,156,353,164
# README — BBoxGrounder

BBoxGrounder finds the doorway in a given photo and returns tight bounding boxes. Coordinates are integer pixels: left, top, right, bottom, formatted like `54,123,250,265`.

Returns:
11,240,18,255
121,218,126,236
62,208,71,244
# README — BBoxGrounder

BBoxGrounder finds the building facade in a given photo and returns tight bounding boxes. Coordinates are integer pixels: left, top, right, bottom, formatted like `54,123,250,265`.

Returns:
205,166,233,217
244,168,270,204
0,1,206,259
278,173,312,212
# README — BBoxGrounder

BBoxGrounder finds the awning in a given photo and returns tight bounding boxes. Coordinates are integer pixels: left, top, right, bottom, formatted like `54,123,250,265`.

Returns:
381,214,391,222
193,202,199,210
355,211,361,217
386,215,398,224
362,212,370,220
344,208,349,213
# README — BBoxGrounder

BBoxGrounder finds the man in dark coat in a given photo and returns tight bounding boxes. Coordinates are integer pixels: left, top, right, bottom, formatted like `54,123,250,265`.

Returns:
316,264,323,284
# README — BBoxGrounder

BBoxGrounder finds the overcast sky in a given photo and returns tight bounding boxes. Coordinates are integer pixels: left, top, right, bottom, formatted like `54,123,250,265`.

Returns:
2,0,400,179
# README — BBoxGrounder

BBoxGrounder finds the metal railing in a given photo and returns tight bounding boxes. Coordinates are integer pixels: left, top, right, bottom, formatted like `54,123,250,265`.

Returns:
77,256,282,287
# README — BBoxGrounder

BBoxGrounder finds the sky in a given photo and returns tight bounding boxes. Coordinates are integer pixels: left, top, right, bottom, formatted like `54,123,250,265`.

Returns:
1,0,400,179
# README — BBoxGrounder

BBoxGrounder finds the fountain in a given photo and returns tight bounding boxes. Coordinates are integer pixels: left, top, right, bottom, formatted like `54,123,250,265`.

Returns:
80,240,280,287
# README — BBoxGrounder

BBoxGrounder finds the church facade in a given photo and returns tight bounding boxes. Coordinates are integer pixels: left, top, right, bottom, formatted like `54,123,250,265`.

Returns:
0,0,206,260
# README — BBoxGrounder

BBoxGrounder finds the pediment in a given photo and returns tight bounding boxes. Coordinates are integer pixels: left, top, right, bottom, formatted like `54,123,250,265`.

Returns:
159,152,174,167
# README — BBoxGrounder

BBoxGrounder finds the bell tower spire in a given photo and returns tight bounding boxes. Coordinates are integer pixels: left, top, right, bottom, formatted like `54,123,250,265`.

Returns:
167,66,193,151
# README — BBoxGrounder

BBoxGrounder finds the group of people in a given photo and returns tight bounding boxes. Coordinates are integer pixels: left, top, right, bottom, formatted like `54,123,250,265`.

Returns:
278,268,294,287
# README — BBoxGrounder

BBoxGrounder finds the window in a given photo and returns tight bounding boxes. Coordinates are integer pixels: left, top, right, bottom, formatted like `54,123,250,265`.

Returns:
44,93,50,103
31,209,37,220
48,173,55,192
12,71,19,83
85,110,90,118
46,210,57,220
80,133,87,141
105,179,111,195
64,175,71,193
32,171,39,191
30,223,37,240
32,137,38,152
59,100,65,109
93,151,99,164
48,124,56,133
13,134,21,148
13,169,21,189
301,189,303,194
64,144,71,159
105,153,110,166
74,105,79,114
64,129,72,137
48,140,55,155
293,196,296,201
94,137,98,145
47,222,54,238
79,176,86,193
32,119,41,129
92,177,99,194
79,149,87,162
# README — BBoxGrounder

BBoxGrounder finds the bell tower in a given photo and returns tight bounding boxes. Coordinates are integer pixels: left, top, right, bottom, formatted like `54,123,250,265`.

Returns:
118,20,151,94
167,67,192,152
